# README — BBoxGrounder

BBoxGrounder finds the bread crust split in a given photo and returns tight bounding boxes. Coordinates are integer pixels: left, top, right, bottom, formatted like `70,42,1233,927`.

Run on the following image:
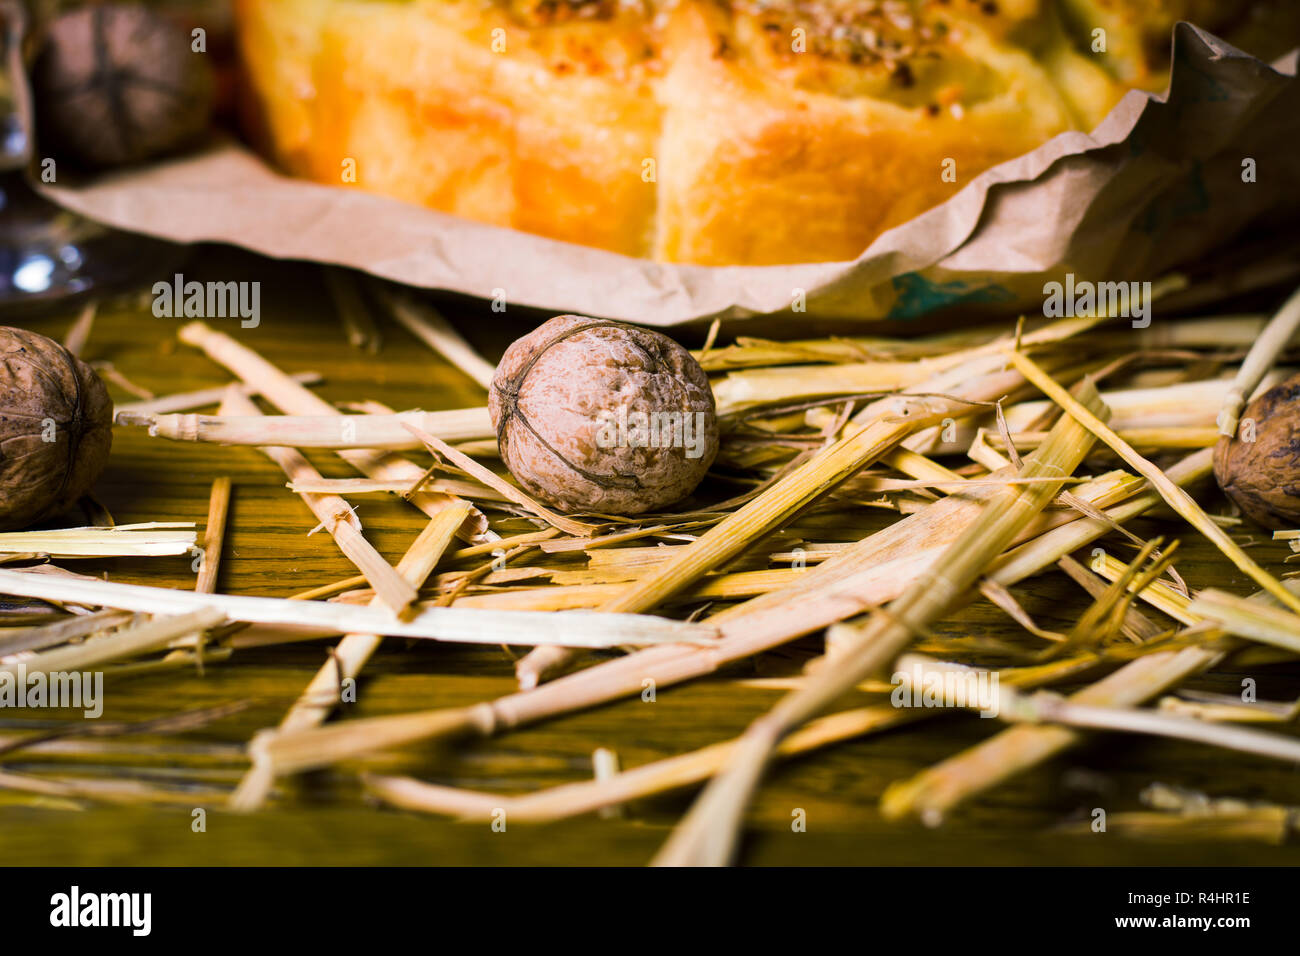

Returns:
234,1,1295,266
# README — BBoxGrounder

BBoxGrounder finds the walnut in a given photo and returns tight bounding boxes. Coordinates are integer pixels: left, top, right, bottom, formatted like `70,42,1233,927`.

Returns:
0,327,113,531
488,316,718,515
1213,372,1300,529
32,4,214,168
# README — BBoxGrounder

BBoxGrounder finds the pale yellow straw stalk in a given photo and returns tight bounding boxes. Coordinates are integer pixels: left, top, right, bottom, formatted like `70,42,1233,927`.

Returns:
1217,282,1300,437
919,375,1290,457
62,301,96,356
1007,350,1300,616
1157,692,1300,723
0,769,230,807
0,609,132,658
0,524,196,559
880,644,1232,824
989,427,1219,452
693,332,983,372
652,380,1109,866
592,748,624,820
402,423,599,538
882,577,1300,822
1090,551,1196,625
217,388,418,616
895,655,1300,765
362,653,1100,823
0,607,226,677
1060,810,1290,844
710,298,1156,415
230,500,474,811
123,408,494,449
712,360,939,413
286,529,563,602
0,570,712,649
323,267,381,353
375,285,497,390
1187,589,1300,655
286,477,508,502
447,568,812,611
255,445,1213,783
113,372,322,419
177,321,488,540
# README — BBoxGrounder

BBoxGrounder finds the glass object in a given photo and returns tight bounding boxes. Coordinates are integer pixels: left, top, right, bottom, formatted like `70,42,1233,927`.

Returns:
0,0,179,317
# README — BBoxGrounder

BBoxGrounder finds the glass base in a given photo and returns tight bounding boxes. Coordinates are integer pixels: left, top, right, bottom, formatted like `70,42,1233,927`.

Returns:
0,172,182,317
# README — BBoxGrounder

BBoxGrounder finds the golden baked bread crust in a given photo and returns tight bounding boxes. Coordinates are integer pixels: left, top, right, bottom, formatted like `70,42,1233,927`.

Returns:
233,0,1296,265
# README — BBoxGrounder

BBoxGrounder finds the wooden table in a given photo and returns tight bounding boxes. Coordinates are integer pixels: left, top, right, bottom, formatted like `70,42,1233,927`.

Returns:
3,247,1299,866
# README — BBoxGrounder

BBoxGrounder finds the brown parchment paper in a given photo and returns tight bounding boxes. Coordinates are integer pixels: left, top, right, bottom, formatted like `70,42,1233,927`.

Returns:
32,22,1300,328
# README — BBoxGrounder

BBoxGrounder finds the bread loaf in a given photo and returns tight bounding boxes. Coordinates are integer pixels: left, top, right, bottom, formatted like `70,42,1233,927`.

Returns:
233,1,1298,266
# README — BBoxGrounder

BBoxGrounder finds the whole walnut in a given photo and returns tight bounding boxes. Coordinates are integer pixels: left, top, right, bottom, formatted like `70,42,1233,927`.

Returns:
1213,372,1300,529
0,327,113,531
489,316,718,515
32,4,214,168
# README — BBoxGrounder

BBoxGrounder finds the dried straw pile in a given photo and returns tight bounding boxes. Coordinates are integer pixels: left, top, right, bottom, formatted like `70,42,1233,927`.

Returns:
6,270,1300,864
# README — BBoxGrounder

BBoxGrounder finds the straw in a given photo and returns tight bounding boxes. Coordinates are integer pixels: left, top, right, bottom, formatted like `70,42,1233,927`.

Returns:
323,267,381,353
195,478,231,595
713,360,938,413
1188,589,1300,655
592,748,624,819
0,607,226,676
402,422,599,538
286,477,508,503
445,568,813,611
283,529,565,603
879,643,1231,824
1007,350,1300,616
0,569,716,649
0,609,133,658
112,372,323,419
1089,551,1197,625
898,654,1300,765
0,699,253,760
0,524,197,559
253,445,1213,783
217,388,418,616
62,301,96,356
362,654,1099,823
1058,810,1290,843
374,284,496,390
917,375,1292,458
1056,556,1163,643
229,500,474,812
0,769,230,807
1158,690,1300,723
177,321,489,540
651,380,1110,865
1217,282,1300,436
123,408,494,449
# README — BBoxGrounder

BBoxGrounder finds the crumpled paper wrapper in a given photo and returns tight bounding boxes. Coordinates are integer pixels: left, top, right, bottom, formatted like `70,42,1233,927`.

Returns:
32,22,1300,328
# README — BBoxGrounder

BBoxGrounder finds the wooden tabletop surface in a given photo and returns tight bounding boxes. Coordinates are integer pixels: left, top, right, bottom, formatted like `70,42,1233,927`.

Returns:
3,246,1299,866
